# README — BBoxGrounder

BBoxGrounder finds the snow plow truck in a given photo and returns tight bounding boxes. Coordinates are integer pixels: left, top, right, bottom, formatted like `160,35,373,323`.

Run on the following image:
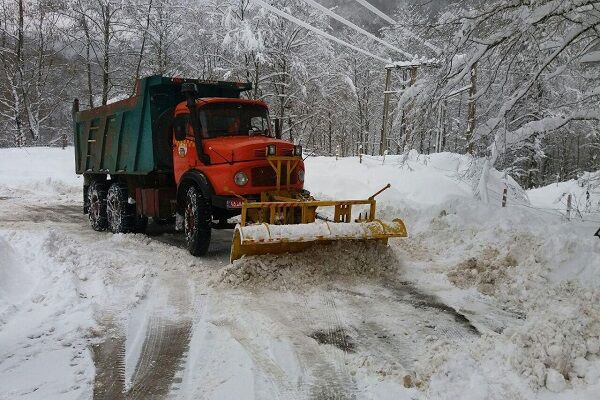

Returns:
72,75,407,262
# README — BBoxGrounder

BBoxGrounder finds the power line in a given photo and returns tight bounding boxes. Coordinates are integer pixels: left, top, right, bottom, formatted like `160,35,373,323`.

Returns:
298,0,414,60
351,0,395,24
350,0,442,55
251,0,391,64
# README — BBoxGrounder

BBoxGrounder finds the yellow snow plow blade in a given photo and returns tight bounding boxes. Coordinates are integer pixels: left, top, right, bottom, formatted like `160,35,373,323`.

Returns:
231,219,407,262
229,184,408,262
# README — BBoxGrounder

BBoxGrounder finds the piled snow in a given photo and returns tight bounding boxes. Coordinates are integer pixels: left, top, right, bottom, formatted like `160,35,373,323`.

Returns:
0,237,34,324
509,283,600,389
528,171,600,217
218,241,398,289
305,150,528,213
0,230,97,399
0,146,598,399
395,203,600,396
447,247,517,296
0,146,80,196
306,151,600,398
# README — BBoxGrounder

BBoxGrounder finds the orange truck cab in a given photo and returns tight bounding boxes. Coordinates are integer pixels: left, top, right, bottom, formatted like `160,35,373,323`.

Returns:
73,76,305,256
172,87,306,254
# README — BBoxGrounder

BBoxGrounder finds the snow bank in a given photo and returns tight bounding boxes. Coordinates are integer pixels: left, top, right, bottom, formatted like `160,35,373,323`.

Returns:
510,284,600,388
0,146,80,195
303,150,600,397
304,150,527,213
1,146,598,398
0,236,33,323
528,171,600,218
389,194,599,397
218,241,398,289
0,227,158,399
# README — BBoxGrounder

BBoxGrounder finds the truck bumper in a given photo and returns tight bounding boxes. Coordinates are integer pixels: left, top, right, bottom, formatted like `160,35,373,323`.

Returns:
211,194,260,210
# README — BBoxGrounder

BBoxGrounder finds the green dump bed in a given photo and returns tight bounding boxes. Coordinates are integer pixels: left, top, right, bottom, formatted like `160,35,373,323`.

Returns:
73,75,251,175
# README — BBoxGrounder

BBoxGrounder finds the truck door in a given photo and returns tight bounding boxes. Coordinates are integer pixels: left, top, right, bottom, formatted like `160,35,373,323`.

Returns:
173,115,199,184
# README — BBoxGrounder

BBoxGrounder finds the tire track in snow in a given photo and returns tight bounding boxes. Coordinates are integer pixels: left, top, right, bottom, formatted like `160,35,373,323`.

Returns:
91,319,192,400
92,269,195,400
209,311,302,400
266,290,356,399
309,293,358,400
126,270,194,399
91,325,126,400
382,280,480,336
127,319,193,399
237,290,358,400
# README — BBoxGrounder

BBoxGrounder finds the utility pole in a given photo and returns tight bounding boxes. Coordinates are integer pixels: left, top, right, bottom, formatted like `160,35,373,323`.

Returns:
379,61,436,156
435,85,471,153
403,67,417,149
435,100,445,153
379,67,393,155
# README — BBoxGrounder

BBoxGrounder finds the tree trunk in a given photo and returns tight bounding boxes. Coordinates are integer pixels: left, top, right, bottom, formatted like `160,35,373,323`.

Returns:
101,3,110,106
81,16,94,108
133,0,153,94
466,62,477,155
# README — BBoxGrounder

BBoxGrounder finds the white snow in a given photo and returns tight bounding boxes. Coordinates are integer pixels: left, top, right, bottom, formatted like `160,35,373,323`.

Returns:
0,147,80,195
546,368,567,392
305,151,528,211
0,237,33,319
0,147,599,399
305,151,600,399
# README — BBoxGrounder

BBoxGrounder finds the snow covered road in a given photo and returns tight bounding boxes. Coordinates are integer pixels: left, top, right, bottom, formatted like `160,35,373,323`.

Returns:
1,148,599,400
0,191,480,399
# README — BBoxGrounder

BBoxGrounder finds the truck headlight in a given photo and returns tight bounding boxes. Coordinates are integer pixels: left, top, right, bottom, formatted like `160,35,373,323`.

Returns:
294,145,302,156
234,171,248,186
297,169,305,182
266,144,276,156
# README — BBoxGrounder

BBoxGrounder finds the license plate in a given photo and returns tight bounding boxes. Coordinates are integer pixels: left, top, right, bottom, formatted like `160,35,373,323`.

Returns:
226,199,244,209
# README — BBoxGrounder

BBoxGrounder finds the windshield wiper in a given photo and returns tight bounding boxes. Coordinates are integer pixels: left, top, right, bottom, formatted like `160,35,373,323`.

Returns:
208,146,233,165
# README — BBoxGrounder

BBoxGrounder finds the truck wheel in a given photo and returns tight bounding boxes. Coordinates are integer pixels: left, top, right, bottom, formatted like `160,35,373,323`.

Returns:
106,182,136,233
184,186,211,256
88,181,108,231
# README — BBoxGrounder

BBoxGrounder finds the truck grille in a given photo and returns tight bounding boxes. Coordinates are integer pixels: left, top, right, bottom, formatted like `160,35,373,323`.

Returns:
251,165,298,187
253,148,293,158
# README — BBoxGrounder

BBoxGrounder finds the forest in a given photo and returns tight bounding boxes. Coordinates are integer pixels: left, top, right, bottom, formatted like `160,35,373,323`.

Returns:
0,0,598,189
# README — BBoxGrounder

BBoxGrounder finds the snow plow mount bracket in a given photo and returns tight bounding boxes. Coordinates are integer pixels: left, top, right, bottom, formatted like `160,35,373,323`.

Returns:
240,197,379,226
266,156,301,192
230,184,407,263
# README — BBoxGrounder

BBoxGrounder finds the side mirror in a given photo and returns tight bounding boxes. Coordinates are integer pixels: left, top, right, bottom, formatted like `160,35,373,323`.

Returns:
181,83,198,95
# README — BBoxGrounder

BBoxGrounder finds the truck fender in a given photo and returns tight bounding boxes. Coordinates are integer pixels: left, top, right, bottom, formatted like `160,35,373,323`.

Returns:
177,170,214,212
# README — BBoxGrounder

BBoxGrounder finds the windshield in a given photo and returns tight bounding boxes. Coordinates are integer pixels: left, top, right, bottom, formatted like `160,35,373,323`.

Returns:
199,103,273,138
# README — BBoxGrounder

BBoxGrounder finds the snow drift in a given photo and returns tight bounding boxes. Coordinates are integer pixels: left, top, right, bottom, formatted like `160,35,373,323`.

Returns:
0,236,33,323
0,147,80,196
0,146,599,399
